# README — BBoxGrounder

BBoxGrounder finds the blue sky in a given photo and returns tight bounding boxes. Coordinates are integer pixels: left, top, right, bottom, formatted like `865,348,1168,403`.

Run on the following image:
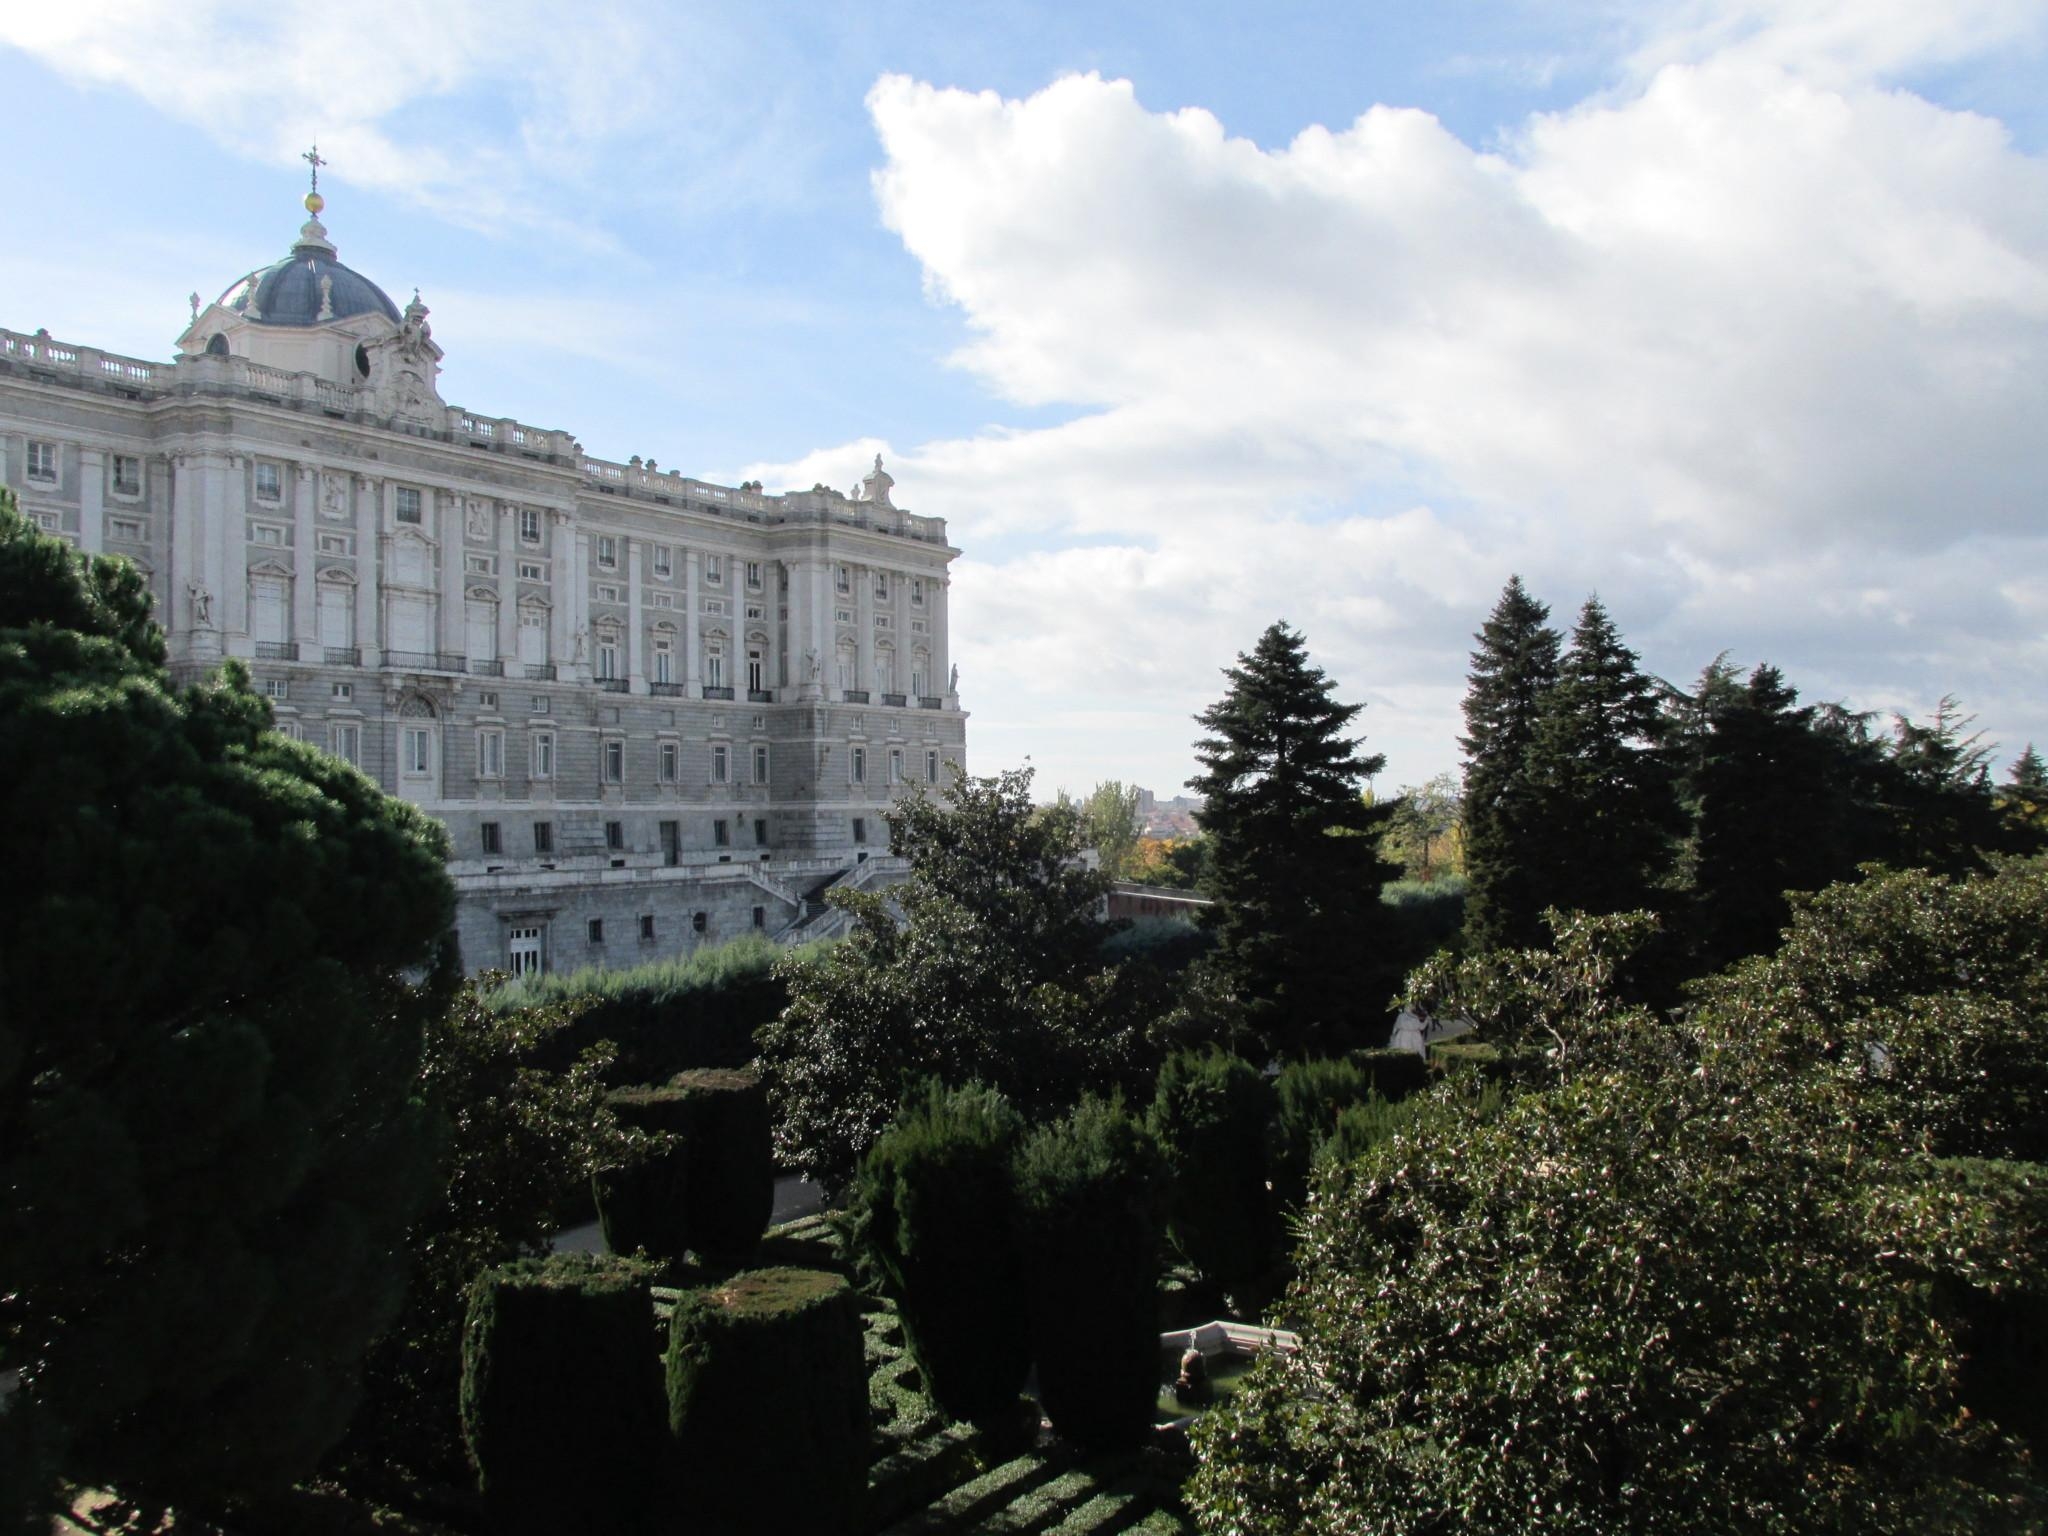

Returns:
5,1,2046,800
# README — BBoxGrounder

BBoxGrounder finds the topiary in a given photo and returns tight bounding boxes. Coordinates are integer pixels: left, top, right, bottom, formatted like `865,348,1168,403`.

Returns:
593,1086,693,1264
459,1253,664,1536
1014,1095,1169,1450
850,1079,1032,1424
667,1069,774,1257
1271,1057,1372,1214
666,1267,869,1534
1148,1050,1276,1300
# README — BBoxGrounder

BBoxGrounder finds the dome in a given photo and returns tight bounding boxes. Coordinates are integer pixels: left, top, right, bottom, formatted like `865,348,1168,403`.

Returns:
217,218,400,329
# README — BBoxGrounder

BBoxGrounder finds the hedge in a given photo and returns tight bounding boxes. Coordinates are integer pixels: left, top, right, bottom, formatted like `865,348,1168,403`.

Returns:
1351,1046,1430,1102
666,1268,869,1534
666,1069,774,1257
1015,1097,1169,1450
853,1080,1033,1424
593,1086,694,1264
1148,1050,1275,1297
458,1254,664,1535
1271,1057,1372,1214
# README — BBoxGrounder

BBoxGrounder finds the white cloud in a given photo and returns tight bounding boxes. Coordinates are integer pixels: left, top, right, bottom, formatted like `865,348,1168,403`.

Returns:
746,5,2048,793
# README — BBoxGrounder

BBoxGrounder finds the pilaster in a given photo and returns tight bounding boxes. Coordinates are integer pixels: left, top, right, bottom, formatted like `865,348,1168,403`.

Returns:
77,447,104,555
626,539,645,690
355,476,381,666
684,547,702,688
496,502,518,661
438,491,465,656
292,466,317,645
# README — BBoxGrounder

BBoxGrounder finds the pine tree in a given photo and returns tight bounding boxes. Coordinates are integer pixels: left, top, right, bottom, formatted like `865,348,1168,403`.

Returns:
1460,576,1562,952
1523,596,1678,921
2001,744,2048,836
1188,622,1398,1057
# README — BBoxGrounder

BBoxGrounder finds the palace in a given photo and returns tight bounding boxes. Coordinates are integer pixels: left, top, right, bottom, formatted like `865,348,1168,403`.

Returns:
0,169,966,975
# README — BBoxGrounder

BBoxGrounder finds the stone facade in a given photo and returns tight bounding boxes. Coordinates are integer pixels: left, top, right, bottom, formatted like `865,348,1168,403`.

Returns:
0,187,965,975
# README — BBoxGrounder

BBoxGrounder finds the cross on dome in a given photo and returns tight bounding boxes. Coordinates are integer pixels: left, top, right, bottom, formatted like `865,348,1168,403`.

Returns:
302,144,328,217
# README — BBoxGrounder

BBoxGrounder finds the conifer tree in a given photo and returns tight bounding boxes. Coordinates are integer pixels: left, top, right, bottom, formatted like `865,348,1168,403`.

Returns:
1459,576,1561,952
1523,596,1678,921
1188,622,1398,1056
2001,744,2048,836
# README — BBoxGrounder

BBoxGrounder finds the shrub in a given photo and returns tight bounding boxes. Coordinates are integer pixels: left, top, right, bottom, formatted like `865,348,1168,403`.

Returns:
851,1080,1032,1423
492,934,796,1085
1270,1057,1372,1214
459,1254,664,1536
667,1069,774,1257
1148,1050,1276,1298
593,1087,693,1264
666,1268,869,1534
1351,1045,1429,1102
1014,1096,1169,1450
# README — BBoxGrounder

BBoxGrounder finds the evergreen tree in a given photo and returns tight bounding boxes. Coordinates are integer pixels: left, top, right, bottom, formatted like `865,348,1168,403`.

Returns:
1523,596,1678,920
1883,698,2036,871
2001,744,2048,836
1460,576,1562,952
0,496,453,1516
1188,622,1398,1057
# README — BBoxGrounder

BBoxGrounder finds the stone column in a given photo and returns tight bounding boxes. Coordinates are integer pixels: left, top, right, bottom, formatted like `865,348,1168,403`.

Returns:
547,509,572,670
626,539,645,691
496,502,518,662
292,466,318,647
77,447,104,555
684,548,702,688
856,563,874,692
355,477,380,666
439,491,466,659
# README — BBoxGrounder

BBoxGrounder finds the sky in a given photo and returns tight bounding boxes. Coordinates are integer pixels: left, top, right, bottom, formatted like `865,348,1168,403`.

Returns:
3,0,2045,800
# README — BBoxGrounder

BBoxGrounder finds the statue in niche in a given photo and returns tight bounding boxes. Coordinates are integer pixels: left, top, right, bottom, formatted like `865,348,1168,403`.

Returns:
804,648,820,683
466,499,492,541
949,662,959,694
572,628,588,664
187,583,213,628
323,473,347,517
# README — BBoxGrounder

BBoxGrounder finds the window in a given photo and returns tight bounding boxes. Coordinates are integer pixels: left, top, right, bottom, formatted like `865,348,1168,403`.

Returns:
597,535,617,568
480,822,502,855
653,545,672,577
466,598,497,663
597,634,619,680
850,745,866,785
329,723,361,765
653,638,674,684
660,820,680,866
403,726,432,776
889,748,903,784
752,744,769,784
395,486,422,523
713,820,730,848
834,564,850,595
276,720,303,741
692,912,708,934
262,678,289,701
606,820,624,851
595,584,621,604
753,906,766,929
26,441,57,484
927,748,940,783
912,577,925,605
479,690,499,709
745,560,762,589
531,695,550,714
754,817,768,846
319,533,352,555
520,507,542,543
519,610,548,668
744,603,765,622
532,730,555,779
705,644,725,690
588,918,605,944
640,914,656,942
109,518,145,541
911,664,928,698
604,739,624,783
319,589,354,652
254,461,282,501
477,727,504,778
660,741,679,782
533,820,555,854
875,571,889,601
249,576,287,644
466,554,495,575
250,523,285,547
711,743,730,784
112,455,141,495
518,560,543,581
705,554,723,584
852,817,867,845
332,681,354,701
747,648,764,692
508,925,543,977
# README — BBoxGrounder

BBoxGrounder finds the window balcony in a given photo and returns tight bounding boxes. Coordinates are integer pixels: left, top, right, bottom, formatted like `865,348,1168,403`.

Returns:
597,677,630,693
523,663,557,680
649,681,687,697
880,692,907,707
254,640,299,661
702,685,735,700
469,658,505,677
386,650,466,673
919,695,944,709
323,646,361,666
747,688,775,703
841,689,870,704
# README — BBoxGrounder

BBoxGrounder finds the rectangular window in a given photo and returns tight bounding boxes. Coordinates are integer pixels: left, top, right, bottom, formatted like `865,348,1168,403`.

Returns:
640,913,656,941
466,553,495,575
332,681,353,701
705,647,725,690
834,565,850,594
745,560,762,589
875,571,889,600
251,523,285,545
752,744,769,784
479,690,499,709
604,739,624,783
518,560,543,581
588,918,605,944
532,730,555,779
533,821,555,854
319,533,352,555
660,819,680,866
531,695,550,714
403,727,432,776
606,820,624,851
850,745,866,785
594,584,620,604
262,678,289,701
597,637,619,680
927,748,940,783
660,741,679,782
753,817,768,846
276,720,303,741
711,743,730,784
112,455,141,495
744,603,765,622
329,723,361,765
254,461,282,501
653,641,674,684
889,748,903,784
109,518,145,542
395,486,422,523
912,577,925,605
508,925,543,977
747,649,764,692
26,441,57,483
653,545,672,577
713,820,730,847
852,816,867,845
480,821,502,855
477,727,504,778
597,535,617,568
520,507,542,543
705,554,723,584
753,906,765,929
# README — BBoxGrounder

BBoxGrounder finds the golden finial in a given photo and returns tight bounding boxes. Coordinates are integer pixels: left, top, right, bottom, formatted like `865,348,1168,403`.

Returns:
302,144,327,216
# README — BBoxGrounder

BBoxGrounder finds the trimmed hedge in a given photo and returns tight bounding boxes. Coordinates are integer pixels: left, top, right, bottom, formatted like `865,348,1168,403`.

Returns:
667,1069,774,1257
1271,1057,1372,1213
493,934,800,1085
1148,1050,1276,1296
594,1086,694,1264
1352,1046,1430,1103
1015,1096,1169,1450
853,1080,1033,1424
666,1268,869,1535
458,1253,664,1536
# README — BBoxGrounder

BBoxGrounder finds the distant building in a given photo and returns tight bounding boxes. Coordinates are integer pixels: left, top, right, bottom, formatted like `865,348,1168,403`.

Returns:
0,169,968,975
1136,789,1205,838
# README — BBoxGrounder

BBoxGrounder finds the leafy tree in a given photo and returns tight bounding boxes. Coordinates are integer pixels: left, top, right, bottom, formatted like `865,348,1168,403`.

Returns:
1379,771,1465,884
0,497,453,1513
1522,595,1679,920
1459,576,1562,952
1188,622,1399,1056
1077,779,1143,880
756,766,1135,1192
1127,834,1209,889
